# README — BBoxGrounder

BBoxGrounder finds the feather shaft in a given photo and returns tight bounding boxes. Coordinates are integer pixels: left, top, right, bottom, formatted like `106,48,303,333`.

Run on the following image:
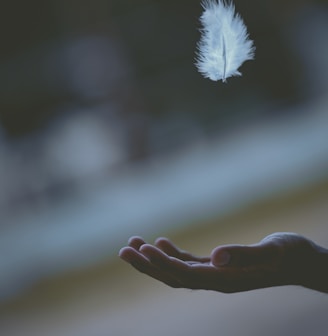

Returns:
222,35,227,82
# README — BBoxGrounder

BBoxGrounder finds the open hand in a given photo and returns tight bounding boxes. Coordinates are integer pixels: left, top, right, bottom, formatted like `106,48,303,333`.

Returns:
119,232,321,293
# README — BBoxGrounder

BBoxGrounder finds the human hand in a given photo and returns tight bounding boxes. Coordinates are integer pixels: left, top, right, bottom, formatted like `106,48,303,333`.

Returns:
119,233,325,293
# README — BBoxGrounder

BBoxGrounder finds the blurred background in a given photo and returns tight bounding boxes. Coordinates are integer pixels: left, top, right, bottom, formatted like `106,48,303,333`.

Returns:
1,0,328,335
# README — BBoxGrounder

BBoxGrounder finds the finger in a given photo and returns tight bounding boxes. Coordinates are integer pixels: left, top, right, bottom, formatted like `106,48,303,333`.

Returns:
119,247,182,288
140,244,190,270
119,246,149,264
154,237,184,258
154,237,210,263
211,243,277,268
128,236,146,250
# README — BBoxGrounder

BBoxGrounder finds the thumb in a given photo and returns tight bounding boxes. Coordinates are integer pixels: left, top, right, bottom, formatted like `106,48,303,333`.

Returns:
211,243,273,268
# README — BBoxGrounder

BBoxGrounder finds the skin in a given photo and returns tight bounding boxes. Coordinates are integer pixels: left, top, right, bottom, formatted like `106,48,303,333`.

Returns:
119,232,328,293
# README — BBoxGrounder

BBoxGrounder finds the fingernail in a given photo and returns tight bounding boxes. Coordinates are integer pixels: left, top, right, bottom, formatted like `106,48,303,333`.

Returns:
214,251,231,266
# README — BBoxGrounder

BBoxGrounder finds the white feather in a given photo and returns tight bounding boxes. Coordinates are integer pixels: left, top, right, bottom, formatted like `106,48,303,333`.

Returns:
196,0,255,82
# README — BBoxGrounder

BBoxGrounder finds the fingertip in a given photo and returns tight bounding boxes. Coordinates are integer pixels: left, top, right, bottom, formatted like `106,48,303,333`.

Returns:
154,237,172,249
128,236,146,249
118,246,133,261
154,237,169,244
154,239,166,252
154,237,179,254
128,235,144,244
211,247,231,267
139,243,158,255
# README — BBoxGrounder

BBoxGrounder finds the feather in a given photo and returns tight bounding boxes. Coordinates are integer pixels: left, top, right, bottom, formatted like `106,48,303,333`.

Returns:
195,0,255,82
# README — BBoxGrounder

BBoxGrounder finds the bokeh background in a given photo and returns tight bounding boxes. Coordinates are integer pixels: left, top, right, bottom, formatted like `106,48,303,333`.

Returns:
1,0,328,335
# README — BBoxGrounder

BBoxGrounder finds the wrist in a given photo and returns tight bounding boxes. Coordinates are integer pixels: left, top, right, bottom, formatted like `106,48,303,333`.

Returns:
301,243,328,293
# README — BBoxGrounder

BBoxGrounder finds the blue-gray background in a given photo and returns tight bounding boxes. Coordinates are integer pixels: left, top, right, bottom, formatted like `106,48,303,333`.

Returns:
1,1,328,335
